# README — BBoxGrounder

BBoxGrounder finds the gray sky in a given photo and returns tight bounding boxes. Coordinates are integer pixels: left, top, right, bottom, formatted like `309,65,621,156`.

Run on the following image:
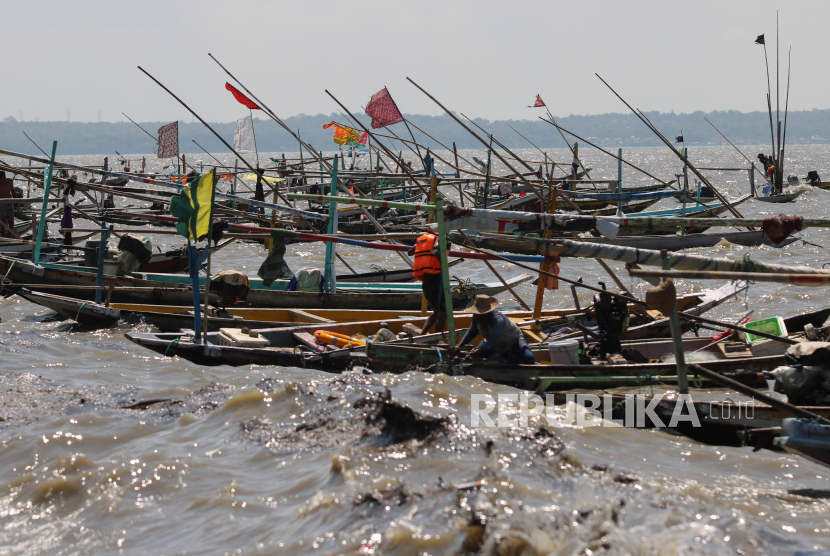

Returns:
5,0,827,123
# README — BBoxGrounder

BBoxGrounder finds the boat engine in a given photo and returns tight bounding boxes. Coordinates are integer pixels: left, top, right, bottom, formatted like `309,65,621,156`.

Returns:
591,282,629,357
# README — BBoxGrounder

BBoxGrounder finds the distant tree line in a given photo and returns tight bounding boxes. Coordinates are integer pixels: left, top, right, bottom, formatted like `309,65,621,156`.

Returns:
1,109,828,156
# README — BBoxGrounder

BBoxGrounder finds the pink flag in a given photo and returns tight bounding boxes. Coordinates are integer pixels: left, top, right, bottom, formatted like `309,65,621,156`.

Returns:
365,87,404,129
529,95,546,108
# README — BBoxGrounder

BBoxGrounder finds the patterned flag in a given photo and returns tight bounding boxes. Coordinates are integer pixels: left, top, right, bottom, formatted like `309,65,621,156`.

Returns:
157,122,179,159
365,87,404,129
169,169,216,241
530,95,546,108
225,82,261,110
323,122,361,146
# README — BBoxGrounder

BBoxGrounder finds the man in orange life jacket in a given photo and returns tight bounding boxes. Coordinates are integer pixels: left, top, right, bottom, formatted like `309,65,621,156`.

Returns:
408,233,448,335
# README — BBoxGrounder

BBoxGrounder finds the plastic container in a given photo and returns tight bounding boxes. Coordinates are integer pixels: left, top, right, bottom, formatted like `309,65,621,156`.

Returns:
548,339,580,365
744,316,787,345
83,240,105,267
215,328,271,348
102,261,121,276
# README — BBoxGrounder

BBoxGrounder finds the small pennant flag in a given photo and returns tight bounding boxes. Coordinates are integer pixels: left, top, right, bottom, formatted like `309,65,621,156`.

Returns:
169,169,216,241
675,135,684,143
365,87,404,129
225,82,261,110
755,34,765,45
157,121,179,159
529,95,546,108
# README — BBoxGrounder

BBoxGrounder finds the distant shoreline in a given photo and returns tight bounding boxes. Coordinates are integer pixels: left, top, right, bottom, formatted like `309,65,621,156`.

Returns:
2,110,829,156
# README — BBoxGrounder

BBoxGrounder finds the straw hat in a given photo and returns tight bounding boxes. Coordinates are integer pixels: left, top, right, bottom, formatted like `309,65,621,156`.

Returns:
464,294,499,315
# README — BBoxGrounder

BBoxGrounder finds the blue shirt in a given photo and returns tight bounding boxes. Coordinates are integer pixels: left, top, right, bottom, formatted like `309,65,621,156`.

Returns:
461,309,522,353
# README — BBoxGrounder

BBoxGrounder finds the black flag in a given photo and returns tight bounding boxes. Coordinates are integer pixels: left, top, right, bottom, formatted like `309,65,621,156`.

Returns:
755,34,765,45
675,135,684,143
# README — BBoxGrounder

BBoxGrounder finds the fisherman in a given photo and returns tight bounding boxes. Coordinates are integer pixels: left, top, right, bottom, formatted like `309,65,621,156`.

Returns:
61,176,77,245
13,186,24,221
407,232,447,335
0,171,17,238
448,294,535,364
251,167,265,213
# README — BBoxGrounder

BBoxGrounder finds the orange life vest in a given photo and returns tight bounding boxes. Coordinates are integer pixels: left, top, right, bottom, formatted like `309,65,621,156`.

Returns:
413,233,442,281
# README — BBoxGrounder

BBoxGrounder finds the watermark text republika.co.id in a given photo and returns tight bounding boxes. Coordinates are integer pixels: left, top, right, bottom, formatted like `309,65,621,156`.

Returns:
470,393,758,428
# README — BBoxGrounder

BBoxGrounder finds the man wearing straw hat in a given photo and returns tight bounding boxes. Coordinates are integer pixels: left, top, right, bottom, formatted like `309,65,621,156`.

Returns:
448,295,535,364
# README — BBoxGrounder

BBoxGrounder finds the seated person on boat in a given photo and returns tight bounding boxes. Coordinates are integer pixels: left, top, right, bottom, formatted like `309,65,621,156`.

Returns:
449,295,535,365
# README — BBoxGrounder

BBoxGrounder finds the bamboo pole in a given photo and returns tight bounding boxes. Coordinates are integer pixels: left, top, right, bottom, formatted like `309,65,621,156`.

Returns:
435,197,456,348
630,268,830,286
405,77,546,204
691,364,830,426
457,230,530,311
531,188,557,328
324,89,431,198
595,74,745,220
136,66,308,224
33,141,57,263
208,53,330,171
0,148,324,220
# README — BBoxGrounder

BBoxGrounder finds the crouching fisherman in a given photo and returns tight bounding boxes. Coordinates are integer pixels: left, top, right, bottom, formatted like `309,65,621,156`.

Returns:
448,295,535,364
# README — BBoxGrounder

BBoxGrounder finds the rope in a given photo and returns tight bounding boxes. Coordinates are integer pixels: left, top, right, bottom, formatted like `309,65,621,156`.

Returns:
793,235,826,249
74,302,89,322
163,338,180,356
741,255,756,299
0,260,16,294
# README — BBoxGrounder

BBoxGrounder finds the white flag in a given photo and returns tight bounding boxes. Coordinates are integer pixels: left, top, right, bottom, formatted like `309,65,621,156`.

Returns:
233,115,257,154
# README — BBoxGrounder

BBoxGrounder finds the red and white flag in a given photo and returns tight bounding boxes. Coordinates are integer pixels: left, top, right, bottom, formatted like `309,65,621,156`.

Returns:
225,82,261,110
529,95,546,108
365,87,404,129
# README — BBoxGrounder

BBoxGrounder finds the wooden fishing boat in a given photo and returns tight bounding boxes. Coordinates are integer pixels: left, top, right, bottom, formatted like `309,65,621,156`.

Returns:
54,249,195,274
0,230,101,259
118,284,743,369
507,195,662,214
0,255,530,310
124,315,485,368
451,228,791,255
755,190,805,203
365,295,823,388
103,176,130,187
544,391,830,448
512,182,669,195
763,419,830,468
364,341,787,391
21,280,741,337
